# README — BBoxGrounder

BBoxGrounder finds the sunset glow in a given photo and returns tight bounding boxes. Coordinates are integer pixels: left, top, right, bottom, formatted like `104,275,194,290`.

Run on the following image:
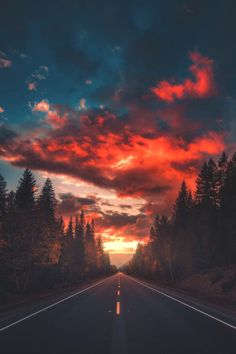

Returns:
0,1,235,267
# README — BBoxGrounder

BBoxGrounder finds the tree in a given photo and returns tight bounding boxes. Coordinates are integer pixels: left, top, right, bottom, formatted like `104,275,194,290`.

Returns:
85,220,97,275
74,214,85,278
194,160,219,268
0,174,7,219
172,181,194,277
0,176,8,289
38,178,57,226
220,153,236,263
195,160,218,207
15,169,37,210
0,174,7,249
14,169,37,291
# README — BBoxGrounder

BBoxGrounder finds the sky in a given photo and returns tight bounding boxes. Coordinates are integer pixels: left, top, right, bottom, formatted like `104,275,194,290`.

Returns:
0,0,236,266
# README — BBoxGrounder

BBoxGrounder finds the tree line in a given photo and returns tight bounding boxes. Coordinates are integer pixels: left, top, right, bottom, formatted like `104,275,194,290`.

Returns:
0,169,113,294
125,152,236,281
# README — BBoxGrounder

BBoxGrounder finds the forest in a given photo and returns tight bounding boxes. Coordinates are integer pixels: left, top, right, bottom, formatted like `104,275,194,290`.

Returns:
125,152,236,282
0,169,113,295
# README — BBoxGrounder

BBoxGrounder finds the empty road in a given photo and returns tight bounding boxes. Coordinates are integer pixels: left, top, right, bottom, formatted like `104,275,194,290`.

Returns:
0,273,236,354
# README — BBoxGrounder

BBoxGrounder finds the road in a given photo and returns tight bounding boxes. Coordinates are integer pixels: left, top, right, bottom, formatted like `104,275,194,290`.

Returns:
0,273,236,354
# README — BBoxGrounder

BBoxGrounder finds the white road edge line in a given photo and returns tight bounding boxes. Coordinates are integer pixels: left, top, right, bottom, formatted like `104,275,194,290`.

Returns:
0,277,112,332
127,275,236,331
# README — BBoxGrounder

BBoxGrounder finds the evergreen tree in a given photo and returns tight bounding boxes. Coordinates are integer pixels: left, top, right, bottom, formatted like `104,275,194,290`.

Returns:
0,174,7,250
220,153,236,263
173,181,190,226
85,220,97,275
38,178,57,226
14,169,37,291
194,160,219,268
15,169,37,210
74,214,85,279
0,174,7,219
172,181,194,277
195,160,218,207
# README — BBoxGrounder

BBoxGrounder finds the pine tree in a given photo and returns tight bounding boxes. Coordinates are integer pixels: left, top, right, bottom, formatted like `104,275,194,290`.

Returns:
66,216,74,239
15,169,37,210
173,181,190,227
195,160,218,207
35,178,59,273
0,174,7,250
74,214,85,279
0,174,7,219
217,152,228,205
14,169,37,291
85,220,97,275
38,178,57,226
172,181,194,277
220,153,236,263
195,160,219,268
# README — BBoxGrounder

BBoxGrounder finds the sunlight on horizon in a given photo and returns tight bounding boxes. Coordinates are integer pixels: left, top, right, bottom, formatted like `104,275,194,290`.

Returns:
103,238,139,255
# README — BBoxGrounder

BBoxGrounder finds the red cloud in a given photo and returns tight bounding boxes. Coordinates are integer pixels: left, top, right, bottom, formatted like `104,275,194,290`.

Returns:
0,107,225,206
32,100,68,128
151,52,216,102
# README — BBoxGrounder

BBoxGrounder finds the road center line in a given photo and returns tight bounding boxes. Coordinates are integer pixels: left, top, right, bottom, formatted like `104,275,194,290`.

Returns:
0,277,113,333
127,275,236,331
117,290,120,296
116,301,120,315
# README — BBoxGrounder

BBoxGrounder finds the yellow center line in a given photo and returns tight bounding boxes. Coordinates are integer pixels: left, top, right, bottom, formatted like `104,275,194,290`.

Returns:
116,301,120,315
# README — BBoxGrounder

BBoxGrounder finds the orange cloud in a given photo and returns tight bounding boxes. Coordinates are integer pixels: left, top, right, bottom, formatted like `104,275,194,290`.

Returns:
33,99,50,112
151,52,216,102
0,113,225,204
32,100,68,128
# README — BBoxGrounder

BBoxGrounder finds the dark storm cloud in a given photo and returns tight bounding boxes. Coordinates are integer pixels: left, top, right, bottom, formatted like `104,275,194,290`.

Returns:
58,192,98,215
98,211,139,229
0,125,18,144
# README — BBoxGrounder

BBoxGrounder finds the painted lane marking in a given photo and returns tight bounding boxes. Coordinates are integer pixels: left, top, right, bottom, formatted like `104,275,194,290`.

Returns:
117,290,120,296
116,301,120,315
0,277,113,332
127,276,236,331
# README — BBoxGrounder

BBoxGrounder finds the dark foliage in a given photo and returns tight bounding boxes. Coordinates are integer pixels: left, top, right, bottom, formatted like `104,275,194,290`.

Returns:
125,152,236,282
0,170,112,295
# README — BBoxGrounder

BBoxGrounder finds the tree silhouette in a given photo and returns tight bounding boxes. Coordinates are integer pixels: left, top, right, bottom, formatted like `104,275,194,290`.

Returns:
126,153,236,282
0,170,112,295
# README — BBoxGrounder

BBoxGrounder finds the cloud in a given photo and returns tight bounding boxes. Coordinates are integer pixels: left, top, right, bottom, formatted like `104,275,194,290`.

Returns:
151,52,216,102
33,99,50,112
27,65,49,91
32,100,68,128
58,192,97,215
0,104,225,212
99,211,138,228
0,51,12,68
79,98,86,110
28,82,37,91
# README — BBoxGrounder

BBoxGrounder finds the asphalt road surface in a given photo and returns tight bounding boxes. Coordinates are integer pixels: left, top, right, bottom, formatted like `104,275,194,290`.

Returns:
0,273,236,354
